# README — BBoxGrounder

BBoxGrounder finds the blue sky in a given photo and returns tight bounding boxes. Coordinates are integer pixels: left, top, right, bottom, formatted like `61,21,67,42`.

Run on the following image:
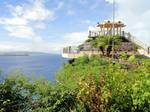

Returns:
0,0,112,53
0,0,149,53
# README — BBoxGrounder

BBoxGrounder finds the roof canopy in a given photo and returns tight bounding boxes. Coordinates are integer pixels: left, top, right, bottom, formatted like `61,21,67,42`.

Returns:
97,20,126,28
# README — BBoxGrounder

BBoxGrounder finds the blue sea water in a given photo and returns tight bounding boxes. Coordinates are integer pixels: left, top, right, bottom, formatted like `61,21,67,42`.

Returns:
0,54,68,81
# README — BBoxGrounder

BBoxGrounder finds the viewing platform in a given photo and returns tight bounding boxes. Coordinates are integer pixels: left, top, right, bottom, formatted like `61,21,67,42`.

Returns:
62,20,150,59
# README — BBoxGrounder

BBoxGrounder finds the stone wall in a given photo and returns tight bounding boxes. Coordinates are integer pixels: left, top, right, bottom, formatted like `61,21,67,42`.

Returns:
120,42,136,52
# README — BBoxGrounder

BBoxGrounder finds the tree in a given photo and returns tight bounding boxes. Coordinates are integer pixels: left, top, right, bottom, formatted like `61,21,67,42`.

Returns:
90,35,121,56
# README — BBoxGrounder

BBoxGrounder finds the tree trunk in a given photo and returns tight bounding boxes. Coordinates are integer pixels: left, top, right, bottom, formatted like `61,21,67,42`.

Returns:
99,46,104,56
106,46,112,57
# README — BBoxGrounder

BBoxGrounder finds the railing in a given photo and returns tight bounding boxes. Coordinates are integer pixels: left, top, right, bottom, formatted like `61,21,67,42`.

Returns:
63,32,150,56
89,30,124,37
89,31,101,37
123,32,150,54
63,46,80,54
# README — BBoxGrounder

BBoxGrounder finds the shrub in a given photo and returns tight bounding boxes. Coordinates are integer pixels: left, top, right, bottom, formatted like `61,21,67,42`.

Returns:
0,56,150,111
128,55,136,63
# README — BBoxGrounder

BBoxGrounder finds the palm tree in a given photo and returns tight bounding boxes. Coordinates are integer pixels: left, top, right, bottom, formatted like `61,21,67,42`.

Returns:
91,35,122,57
91,35,105,56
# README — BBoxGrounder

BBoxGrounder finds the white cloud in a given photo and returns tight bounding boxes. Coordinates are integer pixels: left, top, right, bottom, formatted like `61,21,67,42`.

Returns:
79,0,88,4
22,0,54,21
34,22,46,29
105,0,113,3
0,41,31,52
0,0,54,39
81,20,92,25
0,41,63,54
54,1,64,11
63,32,88,46
88,26,100,32
0,0,91,54
90,0,103,10
28,32,87,53
105,0,150,46
27,31,89,53
67,10,76,16
4,25,35,39
30,40,64,53
0,18,28,26
0,0,64,53
0,1,90,53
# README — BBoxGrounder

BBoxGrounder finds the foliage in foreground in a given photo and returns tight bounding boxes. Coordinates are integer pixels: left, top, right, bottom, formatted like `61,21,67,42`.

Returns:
0,56,150,112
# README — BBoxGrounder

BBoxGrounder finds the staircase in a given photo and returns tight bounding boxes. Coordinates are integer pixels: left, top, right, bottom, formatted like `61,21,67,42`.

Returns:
123,32,150,57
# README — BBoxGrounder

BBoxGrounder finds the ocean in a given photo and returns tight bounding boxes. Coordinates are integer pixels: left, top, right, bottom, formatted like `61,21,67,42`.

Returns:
0,53,68,81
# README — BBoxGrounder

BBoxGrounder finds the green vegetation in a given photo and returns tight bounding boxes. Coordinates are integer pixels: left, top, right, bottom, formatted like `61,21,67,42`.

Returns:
92,35,123,56
80,35,139,57
57,55,150,112
84,35,124,56
0,55,150,112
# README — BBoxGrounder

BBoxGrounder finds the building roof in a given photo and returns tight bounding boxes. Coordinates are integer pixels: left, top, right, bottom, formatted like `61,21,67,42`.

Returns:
97,20,126,28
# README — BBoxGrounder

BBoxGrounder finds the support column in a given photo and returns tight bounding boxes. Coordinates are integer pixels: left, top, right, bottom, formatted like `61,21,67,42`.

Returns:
120,27,122,36
110,27,112,35
89,31,91,37
108,27,110,35
69,46,71,53
117,27,118,35
100,27,102,36
104,28,105,36
148,47,150,54
107,28,109,35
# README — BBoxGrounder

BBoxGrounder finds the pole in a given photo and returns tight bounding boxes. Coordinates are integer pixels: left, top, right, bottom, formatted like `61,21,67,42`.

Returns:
113,0,115,36
112,0,115,59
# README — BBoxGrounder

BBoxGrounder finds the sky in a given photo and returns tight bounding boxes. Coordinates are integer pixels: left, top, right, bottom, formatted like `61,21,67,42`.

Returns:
0,0,149,54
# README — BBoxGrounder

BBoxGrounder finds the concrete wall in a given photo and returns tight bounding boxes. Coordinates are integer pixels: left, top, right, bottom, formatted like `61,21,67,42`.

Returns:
62,51,101,59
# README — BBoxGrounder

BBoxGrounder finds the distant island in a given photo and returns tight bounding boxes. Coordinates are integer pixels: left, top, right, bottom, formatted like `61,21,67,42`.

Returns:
0,52,29,56
0,51,49,56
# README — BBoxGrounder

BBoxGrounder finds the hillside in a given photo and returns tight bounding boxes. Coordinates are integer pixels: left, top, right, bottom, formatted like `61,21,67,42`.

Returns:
1,55,150,112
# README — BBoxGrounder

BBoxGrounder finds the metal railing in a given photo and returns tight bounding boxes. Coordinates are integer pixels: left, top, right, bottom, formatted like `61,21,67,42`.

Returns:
63,46,80,54
88,31,101,37
123,32,149,54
